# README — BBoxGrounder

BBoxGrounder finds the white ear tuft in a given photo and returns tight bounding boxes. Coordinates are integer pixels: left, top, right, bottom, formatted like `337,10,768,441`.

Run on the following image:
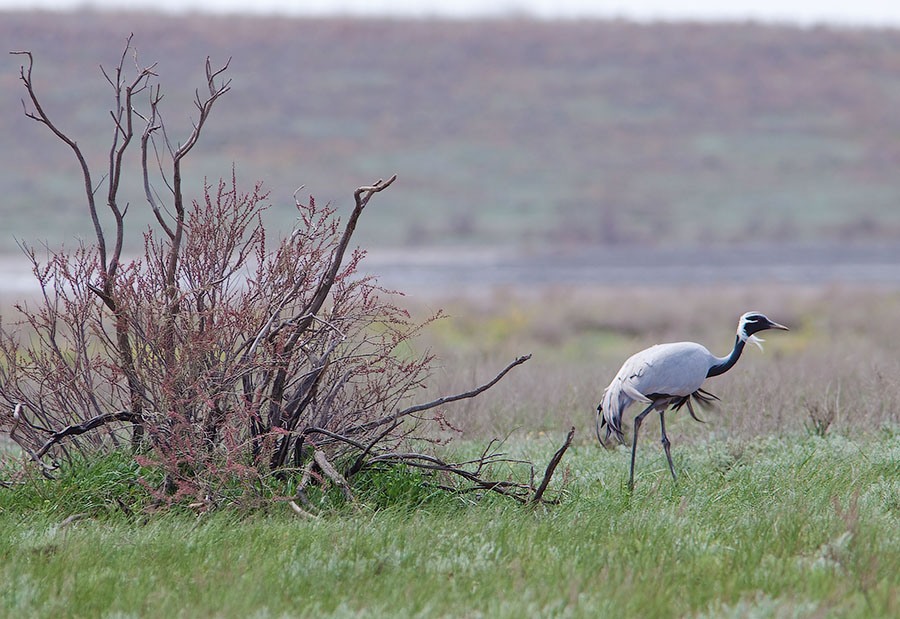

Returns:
737,324,765,351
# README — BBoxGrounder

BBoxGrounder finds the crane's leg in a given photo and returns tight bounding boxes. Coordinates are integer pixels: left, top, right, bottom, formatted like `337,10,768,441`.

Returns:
659,410,677,483
629,403,655,490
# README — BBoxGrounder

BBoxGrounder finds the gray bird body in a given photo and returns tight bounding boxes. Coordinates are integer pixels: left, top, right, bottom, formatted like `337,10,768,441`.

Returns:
600,341,720,440
597,312,789,489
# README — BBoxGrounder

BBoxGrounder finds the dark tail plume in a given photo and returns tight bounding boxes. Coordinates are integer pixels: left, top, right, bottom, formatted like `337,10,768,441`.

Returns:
595,403,607,444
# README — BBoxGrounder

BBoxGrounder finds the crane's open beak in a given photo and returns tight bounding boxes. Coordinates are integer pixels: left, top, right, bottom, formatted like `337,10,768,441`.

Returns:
768,320,789,331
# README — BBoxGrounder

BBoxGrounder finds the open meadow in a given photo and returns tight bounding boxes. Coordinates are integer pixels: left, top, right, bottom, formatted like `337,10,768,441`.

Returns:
3,282,900,617
3,9,900,617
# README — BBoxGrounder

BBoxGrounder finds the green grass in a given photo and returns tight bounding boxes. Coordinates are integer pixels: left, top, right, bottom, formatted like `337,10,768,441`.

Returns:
3,431,900,617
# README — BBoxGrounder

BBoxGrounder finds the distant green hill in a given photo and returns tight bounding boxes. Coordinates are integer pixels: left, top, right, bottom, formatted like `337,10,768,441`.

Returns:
3,12,900,252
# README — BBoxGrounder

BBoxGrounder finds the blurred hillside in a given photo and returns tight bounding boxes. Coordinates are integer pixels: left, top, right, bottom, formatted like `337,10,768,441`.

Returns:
3,12,900,253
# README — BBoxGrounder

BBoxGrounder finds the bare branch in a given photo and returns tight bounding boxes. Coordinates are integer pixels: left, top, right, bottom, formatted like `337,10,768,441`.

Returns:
346,354,532,435
59,513,87,529
100,64,115,89
10,50,106,269
288,500,318,519
106,35,157,284
140,84,175,238
34,410,141,460
530,427,575,505
346,421,401,478
302,426,368,452
265,174,398,427
354,174,398,210
172,56,231,164
307,174,398,326
368,452,533,503
313,450,354,504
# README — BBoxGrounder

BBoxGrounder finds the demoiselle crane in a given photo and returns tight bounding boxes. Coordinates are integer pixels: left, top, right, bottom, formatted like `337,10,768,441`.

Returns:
597,312,789,489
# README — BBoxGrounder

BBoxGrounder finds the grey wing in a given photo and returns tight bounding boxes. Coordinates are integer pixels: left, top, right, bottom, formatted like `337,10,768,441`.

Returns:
630,343,713,397
599,343,713,442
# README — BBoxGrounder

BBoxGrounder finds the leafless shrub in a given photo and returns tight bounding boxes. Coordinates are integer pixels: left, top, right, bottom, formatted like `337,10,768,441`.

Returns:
805,387,840,438
0,40,573,507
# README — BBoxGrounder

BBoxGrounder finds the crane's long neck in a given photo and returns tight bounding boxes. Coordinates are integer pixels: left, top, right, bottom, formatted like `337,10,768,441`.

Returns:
707,335,746,378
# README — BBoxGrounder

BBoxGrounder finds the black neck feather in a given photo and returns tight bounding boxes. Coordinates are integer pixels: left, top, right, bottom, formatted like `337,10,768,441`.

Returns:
707,335,746,378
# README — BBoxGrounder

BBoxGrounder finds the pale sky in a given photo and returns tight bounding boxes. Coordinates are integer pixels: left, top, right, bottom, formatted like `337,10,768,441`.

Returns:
3,0,900,27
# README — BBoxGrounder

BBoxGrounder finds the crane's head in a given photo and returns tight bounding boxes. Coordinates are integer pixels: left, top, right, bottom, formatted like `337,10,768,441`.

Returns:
737,311,789,350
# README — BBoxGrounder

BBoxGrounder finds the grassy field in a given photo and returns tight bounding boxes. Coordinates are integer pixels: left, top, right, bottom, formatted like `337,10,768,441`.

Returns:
3,432,900,617
2,284,900,616
410,284,900,443
4,13,900,616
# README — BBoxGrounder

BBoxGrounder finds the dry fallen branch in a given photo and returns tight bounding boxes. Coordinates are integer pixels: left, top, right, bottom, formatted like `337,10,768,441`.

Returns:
313,449,354,504
288,499,318,519
531,427,575,505
33,410,141,460
9,405,141,478
346,420,401,478
294,461,317,512
361,428,574,505
58,513,87,529
370,451,535,502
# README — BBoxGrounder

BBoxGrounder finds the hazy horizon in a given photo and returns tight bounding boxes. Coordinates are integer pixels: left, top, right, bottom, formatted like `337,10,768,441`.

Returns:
3,0,900,27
